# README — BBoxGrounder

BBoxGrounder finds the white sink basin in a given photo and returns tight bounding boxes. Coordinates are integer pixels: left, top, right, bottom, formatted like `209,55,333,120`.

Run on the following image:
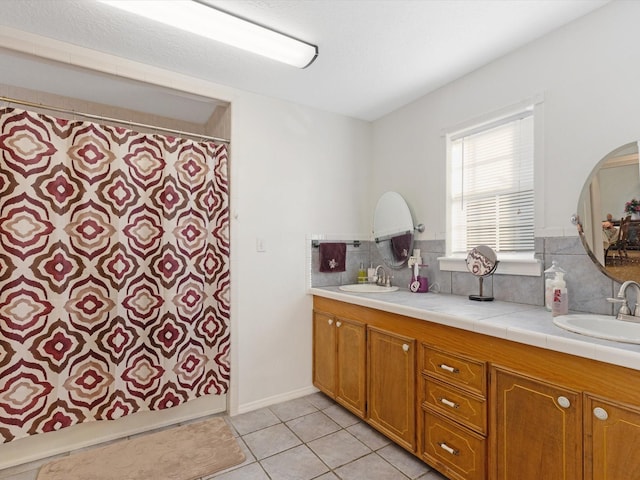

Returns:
339,284,399,293
553,314,640,344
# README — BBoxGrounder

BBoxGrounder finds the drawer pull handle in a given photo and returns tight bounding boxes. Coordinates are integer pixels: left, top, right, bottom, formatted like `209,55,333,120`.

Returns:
557,396,571,409
336,321,342,327
440,397,459,409
402,343,410,352
439,363,459,374
328,319,333,325
439,442,460,456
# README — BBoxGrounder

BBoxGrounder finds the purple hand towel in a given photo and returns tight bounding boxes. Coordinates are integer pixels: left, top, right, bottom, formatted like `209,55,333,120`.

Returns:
391,233,412,260
319,242,346,272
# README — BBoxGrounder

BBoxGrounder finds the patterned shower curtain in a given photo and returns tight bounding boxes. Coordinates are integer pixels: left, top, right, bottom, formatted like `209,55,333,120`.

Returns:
0,107,230,443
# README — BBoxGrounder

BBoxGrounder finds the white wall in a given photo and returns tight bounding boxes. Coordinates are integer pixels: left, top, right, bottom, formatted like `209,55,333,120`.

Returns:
600,163,640,219
229,92,371,413
372,1,640,243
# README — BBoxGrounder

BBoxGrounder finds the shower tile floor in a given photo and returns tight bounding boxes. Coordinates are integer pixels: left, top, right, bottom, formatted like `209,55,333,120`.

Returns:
0,392,449,480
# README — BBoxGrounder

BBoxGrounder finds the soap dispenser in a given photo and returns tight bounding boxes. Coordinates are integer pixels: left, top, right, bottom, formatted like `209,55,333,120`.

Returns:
544,261,565,311
551,271,568,317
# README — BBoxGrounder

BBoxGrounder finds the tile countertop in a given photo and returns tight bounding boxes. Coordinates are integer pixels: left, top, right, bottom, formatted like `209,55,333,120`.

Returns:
309,286,640,372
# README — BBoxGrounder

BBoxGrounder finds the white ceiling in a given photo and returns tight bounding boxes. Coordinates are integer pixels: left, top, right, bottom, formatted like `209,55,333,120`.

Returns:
0,0,609,122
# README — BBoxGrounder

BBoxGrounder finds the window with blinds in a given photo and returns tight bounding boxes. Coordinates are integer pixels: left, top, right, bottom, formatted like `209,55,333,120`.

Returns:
449,110,534,255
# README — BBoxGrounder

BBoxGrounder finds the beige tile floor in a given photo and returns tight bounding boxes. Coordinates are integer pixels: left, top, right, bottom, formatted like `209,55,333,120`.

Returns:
0,392,449,480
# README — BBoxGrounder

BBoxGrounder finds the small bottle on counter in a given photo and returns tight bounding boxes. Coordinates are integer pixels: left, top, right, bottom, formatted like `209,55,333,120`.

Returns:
367,264,376,283
551,272,568,317
544,261,565,311
358,262,367,284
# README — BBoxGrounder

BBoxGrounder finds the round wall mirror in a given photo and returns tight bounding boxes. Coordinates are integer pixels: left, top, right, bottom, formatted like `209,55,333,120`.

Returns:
577,141,640,283
373,191,415,269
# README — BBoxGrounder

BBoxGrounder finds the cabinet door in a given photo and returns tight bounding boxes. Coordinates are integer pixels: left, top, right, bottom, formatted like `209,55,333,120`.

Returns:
313,310,336,397
368,326,416,451
335,317,366,417
585,394,640,480
492,367,582,480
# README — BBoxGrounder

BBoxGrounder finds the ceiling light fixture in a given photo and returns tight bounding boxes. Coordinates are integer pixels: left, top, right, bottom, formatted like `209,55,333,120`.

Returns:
97,0,318,68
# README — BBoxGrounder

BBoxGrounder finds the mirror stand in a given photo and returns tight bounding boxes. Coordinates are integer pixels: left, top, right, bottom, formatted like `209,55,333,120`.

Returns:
469,266,498,301
466,245,499,302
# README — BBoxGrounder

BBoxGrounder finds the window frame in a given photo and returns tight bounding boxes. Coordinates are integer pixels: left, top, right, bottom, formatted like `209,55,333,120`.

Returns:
439,99,543,277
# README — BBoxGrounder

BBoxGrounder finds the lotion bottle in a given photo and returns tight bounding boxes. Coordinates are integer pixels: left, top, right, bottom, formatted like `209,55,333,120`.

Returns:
551,272,568,317
544,261,565,311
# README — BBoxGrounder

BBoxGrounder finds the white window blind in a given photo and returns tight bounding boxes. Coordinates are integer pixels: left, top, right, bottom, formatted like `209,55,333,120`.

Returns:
449,111,534,255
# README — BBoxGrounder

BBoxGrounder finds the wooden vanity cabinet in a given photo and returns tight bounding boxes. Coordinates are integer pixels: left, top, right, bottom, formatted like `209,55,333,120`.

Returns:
312,296,640,480
312,310,366,418
421,345,487,480
367,326,416,451
491,366,582,480
312,310,337,396
584,394,640,479
491,367,640,480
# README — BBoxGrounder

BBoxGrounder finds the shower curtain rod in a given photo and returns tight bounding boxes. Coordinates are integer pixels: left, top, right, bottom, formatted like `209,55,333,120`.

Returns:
0,95,230,144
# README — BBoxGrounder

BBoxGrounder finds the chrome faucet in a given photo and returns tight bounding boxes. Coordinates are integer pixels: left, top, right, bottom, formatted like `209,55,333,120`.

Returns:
374,265,392,287
608,280,640,322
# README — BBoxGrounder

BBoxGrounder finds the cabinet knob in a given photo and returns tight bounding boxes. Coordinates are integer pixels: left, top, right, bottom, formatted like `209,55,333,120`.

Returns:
328,319,333,325
593,407,609,421
557,396,571,409
402,343,409,352
336,321,342,327
438,442,460,456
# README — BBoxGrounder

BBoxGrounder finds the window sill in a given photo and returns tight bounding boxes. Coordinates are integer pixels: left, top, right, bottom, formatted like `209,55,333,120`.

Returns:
437,256,542,277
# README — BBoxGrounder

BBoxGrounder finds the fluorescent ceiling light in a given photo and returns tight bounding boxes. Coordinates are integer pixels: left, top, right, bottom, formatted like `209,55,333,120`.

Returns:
97,0,318,68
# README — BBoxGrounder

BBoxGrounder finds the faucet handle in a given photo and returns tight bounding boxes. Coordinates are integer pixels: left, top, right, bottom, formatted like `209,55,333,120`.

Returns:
607,296,630,317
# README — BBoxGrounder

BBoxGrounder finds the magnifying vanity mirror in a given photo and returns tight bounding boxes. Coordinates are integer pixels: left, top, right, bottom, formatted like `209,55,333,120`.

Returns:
577,141,640,283
466,245,498,301
373,191,423,269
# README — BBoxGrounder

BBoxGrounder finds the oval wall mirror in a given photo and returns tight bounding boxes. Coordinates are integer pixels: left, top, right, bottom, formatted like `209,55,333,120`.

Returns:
577,141,640,283
373,191,415,269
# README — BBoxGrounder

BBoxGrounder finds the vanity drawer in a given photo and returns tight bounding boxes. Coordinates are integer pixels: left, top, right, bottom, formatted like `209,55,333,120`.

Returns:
422,344,486,396
422,410,486,480
423,376,486,435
